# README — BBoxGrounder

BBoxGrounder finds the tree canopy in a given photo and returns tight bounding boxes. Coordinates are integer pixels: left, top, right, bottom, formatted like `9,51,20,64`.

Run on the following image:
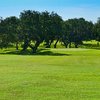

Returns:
0,10,99,52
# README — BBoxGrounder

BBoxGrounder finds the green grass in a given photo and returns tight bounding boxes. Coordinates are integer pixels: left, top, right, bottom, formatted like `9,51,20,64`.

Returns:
0,48,100,100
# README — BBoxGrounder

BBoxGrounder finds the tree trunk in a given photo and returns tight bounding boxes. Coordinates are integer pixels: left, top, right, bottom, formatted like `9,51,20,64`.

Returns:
97,41,99,47
46,44,50,48
16,41,19,50
69,42,71,48
75,43,78,48
46,40,53,48
54,39,59,48
22,40,29,51
49,40,53,48
63,40,68,48
29,41,40,53
45,41,50,48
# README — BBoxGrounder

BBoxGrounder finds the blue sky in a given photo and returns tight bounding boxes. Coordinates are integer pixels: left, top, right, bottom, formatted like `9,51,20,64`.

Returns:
0,0,100,22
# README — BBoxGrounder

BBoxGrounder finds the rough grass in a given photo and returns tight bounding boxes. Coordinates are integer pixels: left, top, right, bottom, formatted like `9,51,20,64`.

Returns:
0,48,100,100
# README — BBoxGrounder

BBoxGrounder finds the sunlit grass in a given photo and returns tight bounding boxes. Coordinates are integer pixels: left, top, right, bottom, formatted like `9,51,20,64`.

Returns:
0,48,100,100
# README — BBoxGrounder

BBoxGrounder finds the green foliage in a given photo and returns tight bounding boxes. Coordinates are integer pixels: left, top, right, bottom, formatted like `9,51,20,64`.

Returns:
0,10,100,52
0,16,20,49
63,18,94,48
94,17,100,41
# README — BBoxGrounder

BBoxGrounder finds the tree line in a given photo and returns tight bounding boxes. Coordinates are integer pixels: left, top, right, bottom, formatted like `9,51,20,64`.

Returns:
0,10,100,53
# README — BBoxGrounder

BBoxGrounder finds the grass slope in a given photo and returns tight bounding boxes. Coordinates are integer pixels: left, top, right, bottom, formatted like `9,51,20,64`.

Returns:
0,48,100,100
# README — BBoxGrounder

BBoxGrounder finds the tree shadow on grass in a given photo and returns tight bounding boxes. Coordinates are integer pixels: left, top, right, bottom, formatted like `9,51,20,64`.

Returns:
35,51,71,56
0,49,71,56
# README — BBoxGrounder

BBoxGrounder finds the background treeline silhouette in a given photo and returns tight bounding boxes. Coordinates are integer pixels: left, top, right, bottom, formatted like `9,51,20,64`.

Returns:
0,10,100,53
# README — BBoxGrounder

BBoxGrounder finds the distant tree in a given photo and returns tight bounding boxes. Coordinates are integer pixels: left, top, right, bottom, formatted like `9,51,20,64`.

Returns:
50,12,63,48
62,20,71,48
0,17,8,49
0,16,20,50
63,18,94,48
20,10,43,53
0,10,97,52
94,17,100,46
40,11,51,48
38,11,62,48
